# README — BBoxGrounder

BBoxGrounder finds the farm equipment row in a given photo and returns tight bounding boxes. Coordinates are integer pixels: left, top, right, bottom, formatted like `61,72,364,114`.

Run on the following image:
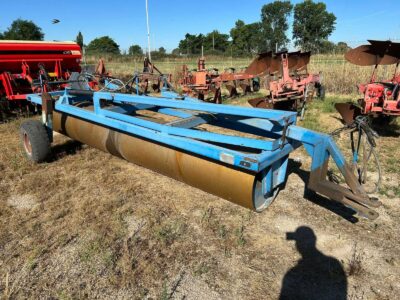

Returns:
0,40,322,121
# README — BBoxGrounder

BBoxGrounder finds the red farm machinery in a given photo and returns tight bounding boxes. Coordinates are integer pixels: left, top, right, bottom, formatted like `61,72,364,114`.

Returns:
247,51,324,118
337,40,400,124
132,57,172,94
0,40,82,121
177,57,259,103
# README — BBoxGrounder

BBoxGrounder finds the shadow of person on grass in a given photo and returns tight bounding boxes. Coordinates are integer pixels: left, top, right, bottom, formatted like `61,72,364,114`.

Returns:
279,226,347,300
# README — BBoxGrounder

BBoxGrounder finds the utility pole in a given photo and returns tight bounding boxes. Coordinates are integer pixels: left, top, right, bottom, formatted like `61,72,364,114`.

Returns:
145,0,151,61
212,32,215,51
230,44,233,67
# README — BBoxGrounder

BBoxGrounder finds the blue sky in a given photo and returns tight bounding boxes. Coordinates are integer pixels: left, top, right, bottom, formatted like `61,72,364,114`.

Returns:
1,0,399,52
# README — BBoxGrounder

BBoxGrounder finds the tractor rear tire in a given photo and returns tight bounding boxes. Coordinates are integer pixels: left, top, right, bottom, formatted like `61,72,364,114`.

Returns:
317,84,326,100
20,120,51,163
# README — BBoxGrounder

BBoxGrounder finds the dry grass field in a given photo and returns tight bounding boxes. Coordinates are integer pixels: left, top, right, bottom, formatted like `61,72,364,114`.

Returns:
1,56,400,299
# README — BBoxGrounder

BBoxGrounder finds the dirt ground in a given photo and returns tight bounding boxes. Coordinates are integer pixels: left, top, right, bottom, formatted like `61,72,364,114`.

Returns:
0,101,399,299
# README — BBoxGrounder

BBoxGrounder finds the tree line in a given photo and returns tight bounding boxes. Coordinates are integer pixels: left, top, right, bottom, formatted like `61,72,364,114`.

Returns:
0,1,351,58
176,0,347,56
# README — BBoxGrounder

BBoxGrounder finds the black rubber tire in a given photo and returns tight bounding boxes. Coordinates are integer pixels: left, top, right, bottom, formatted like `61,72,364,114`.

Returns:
0,97,9,123
317,85,326,100
252,79,260,92
20,120,51,163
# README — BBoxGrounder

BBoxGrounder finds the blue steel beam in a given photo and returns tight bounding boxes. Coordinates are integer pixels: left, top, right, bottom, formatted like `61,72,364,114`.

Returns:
55,101,263,172
93,91,297,125
99,107,279,151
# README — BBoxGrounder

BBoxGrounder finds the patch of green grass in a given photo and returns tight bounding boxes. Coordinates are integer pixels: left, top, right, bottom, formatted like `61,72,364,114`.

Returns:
384,157,400,174
311,95,354,113
235,224,246,247
57,290,72,300
79,238,114,272
154,220,186,245
379,185,400,198
201,207,213,225
218,224,227,239
27,256,38,270
160,280,169,300
298,110,321,132
27,245,48,270
194,261,210,276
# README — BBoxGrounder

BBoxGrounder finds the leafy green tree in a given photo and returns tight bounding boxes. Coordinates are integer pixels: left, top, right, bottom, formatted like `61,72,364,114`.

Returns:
178,31,230,55
203,30,230,54
76,31,84,49
230,20,262,56
171,48,180,56
2,19,44,40
86,36,120,54
128,44,143,56
336,42,351,54
293,0,336,52
260,1,293,52
178,33,204,55
149,47,167,59
318,40,336,53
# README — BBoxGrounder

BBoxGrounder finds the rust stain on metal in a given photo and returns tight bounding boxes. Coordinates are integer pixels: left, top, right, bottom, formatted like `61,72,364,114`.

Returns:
345,41,400,66
334,103,362,126
52,111,257,210
245,51,273,76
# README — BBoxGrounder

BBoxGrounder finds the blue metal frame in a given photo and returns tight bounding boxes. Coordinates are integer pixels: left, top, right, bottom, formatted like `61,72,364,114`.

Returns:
25,88,358,207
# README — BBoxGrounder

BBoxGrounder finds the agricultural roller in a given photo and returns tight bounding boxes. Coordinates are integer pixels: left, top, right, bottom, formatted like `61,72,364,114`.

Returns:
21,83,381,220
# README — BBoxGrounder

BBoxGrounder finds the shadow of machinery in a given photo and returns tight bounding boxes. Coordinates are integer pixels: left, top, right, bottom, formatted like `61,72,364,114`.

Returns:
284,159,360,224
48,140,84,162
370,116,400,138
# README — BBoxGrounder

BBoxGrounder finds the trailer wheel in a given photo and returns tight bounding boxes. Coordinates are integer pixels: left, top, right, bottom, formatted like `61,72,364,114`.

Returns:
20,120,51,163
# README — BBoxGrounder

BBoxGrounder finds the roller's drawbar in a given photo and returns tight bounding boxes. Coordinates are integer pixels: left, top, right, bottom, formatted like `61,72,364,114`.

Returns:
22,89,382,220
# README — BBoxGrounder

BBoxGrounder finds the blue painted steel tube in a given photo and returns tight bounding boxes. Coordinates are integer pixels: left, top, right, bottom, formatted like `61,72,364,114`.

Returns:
26,90,377,217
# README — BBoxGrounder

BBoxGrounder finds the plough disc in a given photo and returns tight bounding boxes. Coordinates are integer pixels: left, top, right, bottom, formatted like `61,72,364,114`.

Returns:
335,103,362,126
247,97,273,109
245,51,273,76
345,42,400,66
